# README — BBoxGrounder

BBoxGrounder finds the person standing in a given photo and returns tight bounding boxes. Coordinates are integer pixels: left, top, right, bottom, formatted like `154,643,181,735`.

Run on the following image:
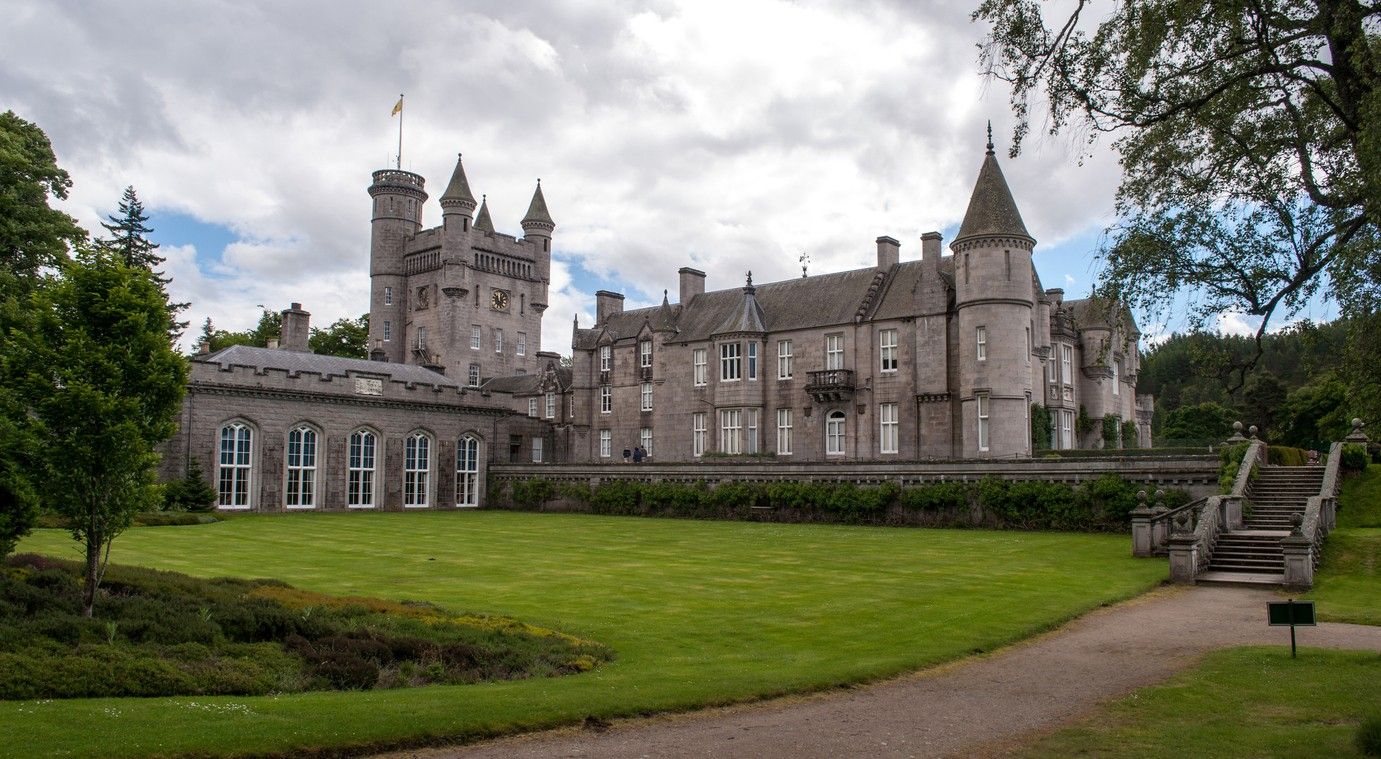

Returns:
632,445,644,464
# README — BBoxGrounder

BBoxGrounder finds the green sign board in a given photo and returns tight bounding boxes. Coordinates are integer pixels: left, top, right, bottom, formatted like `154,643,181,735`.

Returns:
1268,600,1317,627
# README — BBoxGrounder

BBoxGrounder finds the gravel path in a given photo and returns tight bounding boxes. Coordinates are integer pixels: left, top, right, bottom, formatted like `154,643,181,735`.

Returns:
378,586,1381,759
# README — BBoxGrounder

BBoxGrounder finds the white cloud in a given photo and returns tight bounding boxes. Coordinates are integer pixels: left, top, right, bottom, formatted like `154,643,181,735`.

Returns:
1216,311,1259,338
2,0,1128,355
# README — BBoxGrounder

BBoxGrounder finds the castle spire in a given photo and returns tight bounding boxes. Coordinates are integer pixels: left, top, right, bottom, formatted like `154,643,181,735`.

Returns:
521,179,555,229
474,194,494,233
439,153,477,210
986,120,994,155
952,133,1033,247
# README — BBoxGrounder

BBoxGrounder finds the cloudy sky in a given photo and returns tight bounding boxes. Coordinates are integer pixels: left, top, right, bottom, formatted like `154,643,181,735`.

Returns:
4,0,1320,351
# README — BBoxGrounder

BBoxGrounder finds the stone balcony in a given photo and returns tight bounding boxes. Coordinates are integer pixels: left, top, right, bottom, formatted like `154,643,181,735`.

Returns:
805,369,855,402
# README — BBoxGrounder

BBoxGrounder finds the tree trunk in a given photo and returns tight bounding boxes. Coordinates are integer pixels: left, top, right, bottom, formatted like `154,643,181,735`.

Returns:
82,533,99,618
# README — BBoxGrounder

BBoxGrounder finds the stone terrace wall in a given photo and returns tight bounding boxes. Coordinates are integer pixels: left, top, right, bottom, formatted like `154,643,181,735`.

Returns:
490,455,1221,499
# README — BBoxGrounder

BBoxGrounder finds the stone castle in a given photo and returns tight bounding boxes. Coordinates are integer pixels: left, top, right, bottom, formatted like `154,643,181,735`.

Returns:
162,138,1153,511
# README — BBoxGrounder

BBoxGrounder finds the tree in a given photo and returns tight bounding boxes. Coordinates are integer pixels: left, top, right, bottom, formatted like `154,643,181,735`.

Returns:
201,308,281,353
9,248,186,615
96,186,189,338
1280,373,1352,449
1242,372,1289,439
0,111,84,559
976,1,1380,388
309,313,369,358
1159,402,1236,444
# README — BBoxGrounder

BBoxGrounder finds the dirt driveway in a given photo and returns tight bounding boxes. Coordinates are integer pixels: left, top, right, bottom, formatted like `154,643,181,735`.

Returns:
377,585,1381,759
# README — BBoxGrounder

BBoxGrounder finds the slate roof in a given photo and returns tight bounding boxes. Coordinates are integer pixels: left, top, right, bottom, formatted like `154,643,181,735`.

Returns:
474,196,495,232
711,278,768,335
522,181,554,226
198,345,459,386
439,154,476,206
1062,298,1141,335
481,366,572,395
953,146,1033,245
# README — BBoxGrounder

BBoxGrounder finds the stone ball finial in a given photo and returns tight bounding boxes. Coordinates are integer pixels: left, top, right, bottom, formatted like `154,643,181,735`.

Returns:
1353,418,1364,432
1137,490,1148,503
1233,421,1244,433
1289,511,1305,536
1155,489,1165,500
1249,425,1259,439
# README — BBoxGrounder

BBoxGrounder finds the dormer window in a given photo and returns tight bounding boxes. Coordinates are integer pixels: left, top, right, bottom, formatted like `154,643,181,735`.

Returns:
639,340,652,368
600,345,611,372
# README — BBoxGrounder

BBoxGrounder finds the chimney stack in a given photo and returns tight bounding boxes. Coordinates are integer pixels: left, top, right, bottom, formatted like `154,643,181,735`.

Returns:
678,267,706,304
595,290,625,325
876,236,900,269
279,302,311,352
921,231,943,271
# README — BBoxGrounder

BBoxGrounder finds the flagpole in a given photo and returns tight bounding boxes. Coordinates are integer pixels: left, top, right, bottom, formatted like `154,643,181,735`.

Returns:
396,93,404,169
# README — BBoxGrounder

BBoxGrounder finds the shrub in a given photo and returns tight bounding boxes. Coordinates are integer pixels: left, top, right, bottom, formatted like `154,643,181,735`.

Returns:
161,460,218,512
1101,415,1121,449
1031,404,1053,451
589,480,641,514
1267,446,1311,466
1342,444,1369,472
898,482,969,513
510,478,555,509
1121,420,1139,448
1220,442,1250,492
1358,714,1381,757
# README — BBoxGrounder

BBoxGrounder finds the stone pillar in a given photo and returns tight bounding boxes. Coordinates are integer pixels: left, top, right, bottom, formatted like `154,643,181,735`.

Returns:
1222,496,1243,530
1131,489,1155,557
1150,490,1169,554
1345,418,1368,444
1281,535,1314,588
1167,533,1199,583
1225,421,1246,443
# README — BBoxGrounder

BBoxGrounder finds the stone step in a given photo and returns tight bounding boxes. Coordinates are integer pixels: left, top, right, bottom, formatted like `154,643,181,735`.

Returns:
1196,570,1288,587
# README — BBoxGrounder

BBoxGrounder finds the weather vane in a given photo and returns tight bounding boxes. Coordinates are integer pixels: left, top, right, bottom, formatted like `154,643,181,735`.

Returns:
798,252,810,279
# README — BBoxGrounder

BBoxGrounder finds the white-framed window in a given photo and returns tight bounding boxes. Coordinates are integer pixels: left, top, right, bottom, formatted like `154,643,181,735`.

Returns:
777,340,793,379
1061,344,1073,385
977,395,990,452
825,334,844,370
745,409,758,454
640,427,652,457
825,410,846,455
285,424,318,508
403,432,431,508
720,343,741,381
976,326,987,361
217,422,253,509
879,402,899,454
719,409,742,454
545,392,556,419
471,325,481,350
531,437,544,463
776,408,793,455
692,413,706,457
528,397,538,417
1112,357,1120,395
1059,409,1074,449
693,348,707,386
600,345,611,371
640,340,652,368
1047,346,1059,382
600,385,612,413
879,328,898,372
747,342,758,380
641,382,653,411
384,286,392,306
599,429,612,458
383,320,391,342
347,429,377,508
516,332,526,356
416,326,427,351
494,328,503,353
456,435,480,507
468,364,480,388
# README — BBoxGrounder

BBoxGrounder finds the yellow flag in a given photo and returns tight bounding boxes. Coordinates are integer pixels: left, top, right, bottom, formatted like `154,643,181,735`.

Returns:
391,97,403,116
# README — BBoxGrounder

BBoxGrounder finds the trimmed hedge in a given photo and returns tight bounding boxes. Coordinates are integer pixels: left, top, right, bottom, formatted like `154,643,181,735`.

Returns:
1342,444,1370,472
1266,446,1314,466
493,475,1187,532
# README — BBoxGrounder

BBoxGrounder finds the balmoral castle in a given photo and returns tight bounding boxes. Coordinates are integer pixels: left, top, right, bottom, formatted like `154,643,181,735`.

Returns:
162,138,1153,511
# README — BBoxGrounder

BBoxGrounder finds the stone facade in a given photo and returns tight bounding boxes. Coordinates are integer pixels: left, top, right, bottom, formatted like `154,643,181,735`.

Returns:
565,142,1151,462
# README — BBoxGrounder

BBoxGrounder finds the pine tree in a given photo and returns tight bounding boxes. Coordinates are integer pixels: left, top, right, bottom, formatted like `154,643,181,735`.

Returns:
97,186,189,338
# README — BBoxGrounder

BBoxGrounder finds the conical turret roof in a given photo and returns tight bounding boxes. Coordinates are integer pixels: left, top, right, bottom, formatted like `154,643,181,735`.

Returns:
474,195,494,233
521,180,554,228
952,128,1033,246
440,153,476,208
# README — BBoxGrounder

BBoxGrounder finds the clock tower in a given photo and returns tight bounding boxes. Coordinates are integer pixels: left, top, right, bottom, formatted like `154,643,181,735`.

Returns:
366,155,553,383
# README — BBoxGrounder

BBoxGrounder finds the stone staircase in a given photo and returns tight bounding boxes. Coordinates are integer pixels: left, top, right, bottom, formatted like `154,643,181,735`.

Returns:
1199,465,1325,586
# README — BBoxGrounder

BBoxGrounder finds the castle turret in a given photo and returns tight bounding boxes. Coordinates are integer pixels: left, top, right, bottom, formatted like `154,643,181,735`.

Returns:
521,179,555,283
439,153,477,234
951,125,1037,457
367,168,427,363
474,195,494,234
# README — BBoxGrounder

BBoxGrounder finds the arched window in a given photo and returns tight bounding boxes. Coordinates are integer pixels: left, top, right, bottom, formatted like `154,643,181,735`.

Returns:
285,425,318,508
347,429,377,508
456,435,480,507
404,432,432,508
825,411,846,456
217,422,253,508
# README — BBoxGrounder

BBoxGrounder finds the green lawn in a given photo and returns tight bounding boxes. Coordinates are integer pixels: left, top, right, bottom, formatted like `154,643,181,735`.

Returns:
1016,646,1381,758
1306,466,1381,625
9,512,1164,758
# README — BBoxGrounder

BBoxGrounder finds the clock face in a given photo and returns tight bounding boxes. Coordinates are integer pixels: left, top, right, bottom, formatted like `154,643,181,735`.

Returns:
490,289,510,310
